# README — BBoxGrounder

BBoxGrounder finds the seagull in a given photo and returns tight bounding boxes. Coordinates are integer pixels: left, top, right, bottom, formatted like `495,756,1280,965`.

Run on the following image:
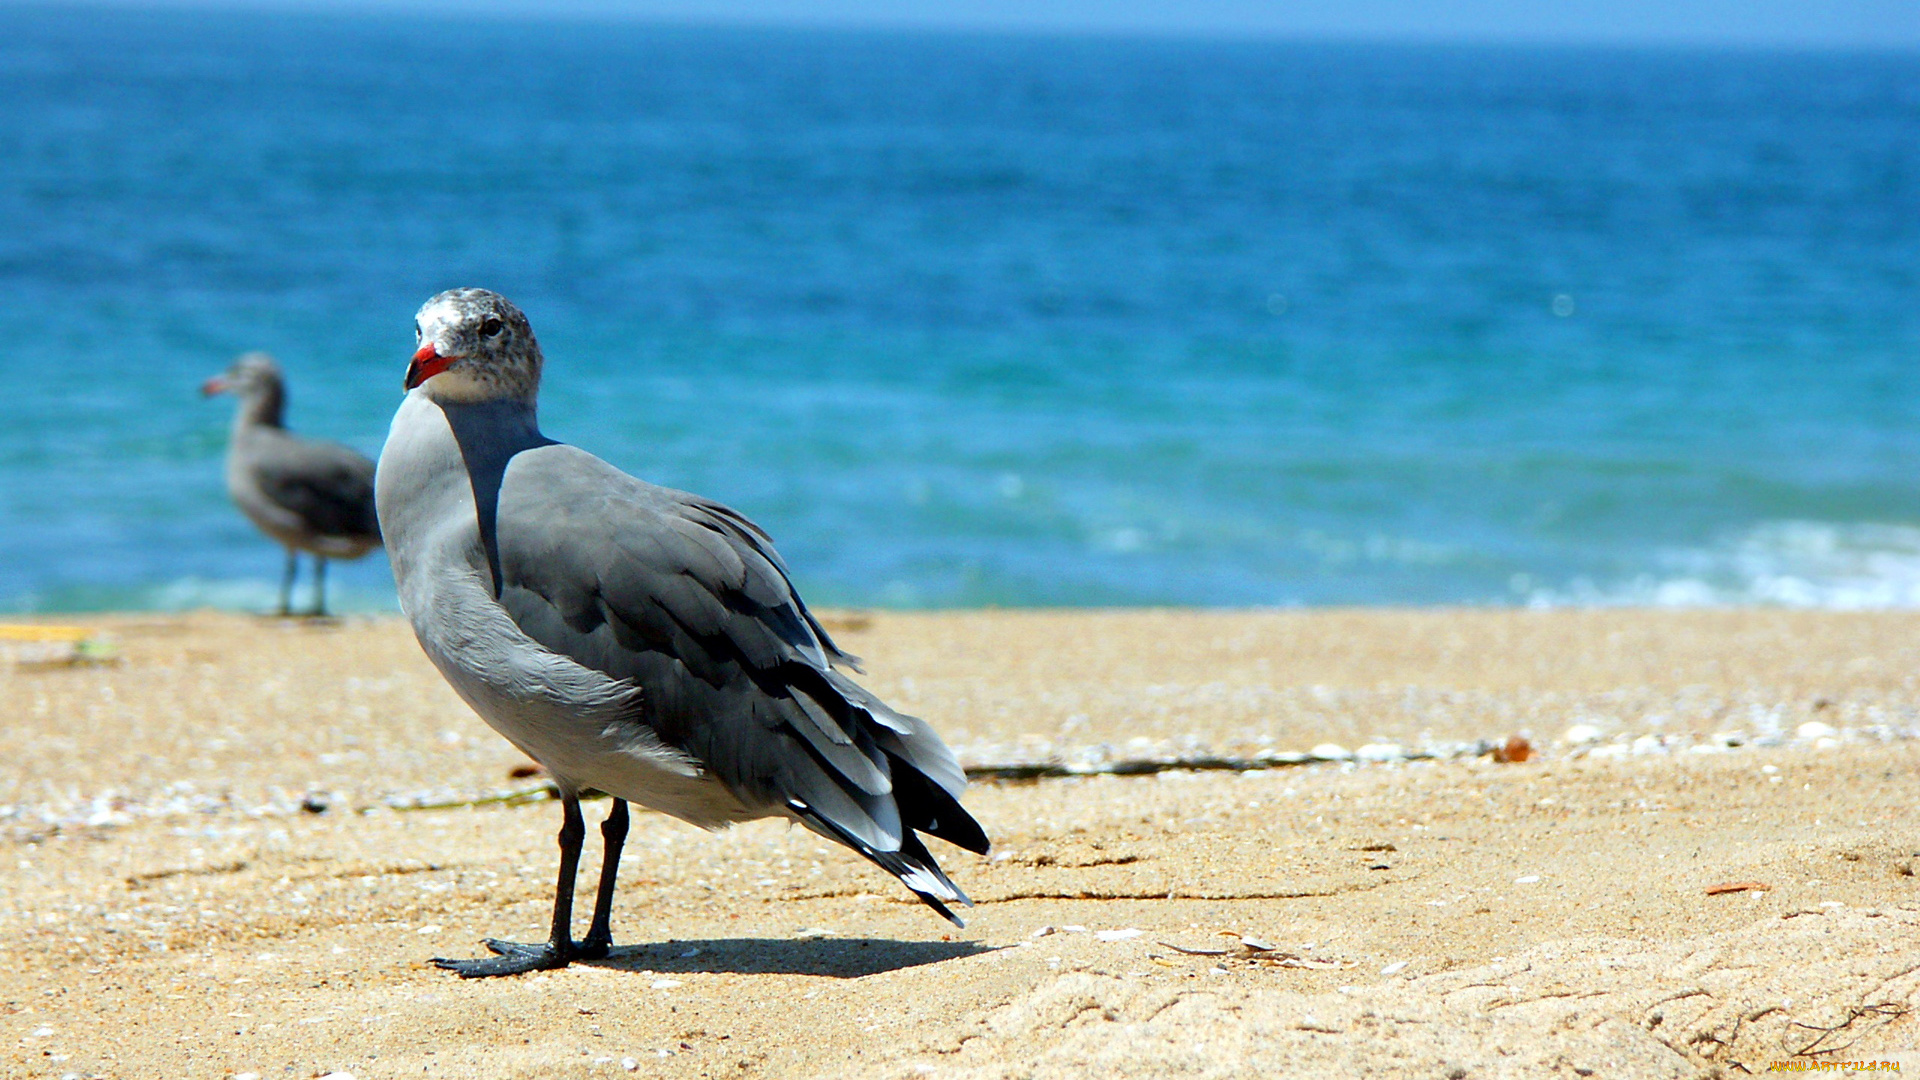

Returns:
376,288,989,978
203,352,381,617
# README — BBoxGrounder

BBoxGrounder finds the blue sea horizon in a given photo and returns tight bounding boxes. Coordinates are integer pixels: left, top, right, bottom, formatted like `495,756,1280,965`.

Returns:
2,9,1916,613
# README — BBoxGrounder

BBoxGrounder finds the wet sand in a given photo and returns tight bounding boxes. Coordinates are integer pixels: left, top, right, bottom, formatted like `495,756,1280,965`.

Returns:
3,609,1917,1078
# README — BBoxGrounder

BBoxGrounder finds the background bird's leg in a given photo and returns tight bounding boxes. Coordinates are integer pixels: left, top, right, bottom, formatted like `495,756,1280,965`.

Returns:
432,792,585,978
277,550,297,617
577,799,629,959
309,556,329,618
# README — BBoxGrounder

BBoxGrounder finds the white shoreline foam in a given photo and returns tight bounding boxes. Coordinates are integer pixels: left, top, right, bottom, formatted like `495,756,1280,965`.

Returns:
1528,520,1920,610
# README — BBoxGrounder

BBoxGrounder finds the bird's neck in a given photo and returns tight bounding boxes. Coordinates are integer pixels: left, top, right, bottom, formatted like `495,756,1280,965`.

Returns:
437,398,547,466
235,384,286,430
424,368,539,406
435,397,551,601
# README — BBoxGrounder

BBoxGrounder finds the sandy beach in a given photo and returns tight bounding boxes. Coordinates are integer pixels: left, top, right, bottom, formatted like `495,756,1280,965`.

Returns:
3,608,1918,1078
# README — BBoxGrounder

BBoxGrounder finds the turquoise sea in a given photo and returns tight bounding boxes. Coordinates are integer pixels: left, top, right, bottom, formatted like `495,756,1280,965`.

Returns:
2,8,1917,611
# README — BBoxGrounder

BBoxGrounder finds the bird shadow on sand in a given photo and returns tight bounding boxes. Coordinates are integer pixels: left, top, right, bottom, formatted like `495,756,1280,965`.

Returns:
586,936,996,979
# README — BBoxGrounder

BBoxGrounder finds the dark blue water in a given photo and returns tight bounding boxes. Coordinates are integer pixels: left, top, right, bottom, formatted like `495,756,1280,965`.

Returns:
2,8,1917,611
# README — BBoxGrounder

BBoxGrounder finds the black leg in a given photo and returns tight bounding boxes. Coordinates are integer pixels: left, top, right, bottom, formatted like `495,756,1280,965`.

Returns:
578,799,629,960
309,556,330,617
434,793,585,978
278,550,297,617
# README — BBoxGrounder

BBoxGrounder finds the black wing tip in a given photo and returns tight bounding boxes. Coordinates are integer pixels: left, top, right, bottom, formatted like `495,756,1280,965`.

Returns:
788,799,974,927
891,763,993,856
907,884,973,927
905,872,970,928
916,806,991,857
943,814,992,857
922,894,966,928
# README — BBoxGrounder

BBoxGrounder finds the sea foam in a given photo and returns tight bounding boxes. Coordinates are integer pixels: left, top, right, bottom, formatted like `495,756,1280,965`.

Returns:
1528,522,1920,610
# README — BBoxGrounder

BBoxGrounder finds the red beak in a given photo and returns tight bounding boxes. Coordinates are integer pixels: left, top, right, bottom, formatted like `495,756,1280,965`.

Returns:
200,377,227,397
406,344,454,390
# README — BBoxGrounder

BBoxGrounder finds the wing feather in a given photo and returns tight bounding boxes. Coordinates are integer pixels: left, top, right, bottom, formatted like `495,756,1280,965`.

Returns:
489,446,980,856
249,434,381,541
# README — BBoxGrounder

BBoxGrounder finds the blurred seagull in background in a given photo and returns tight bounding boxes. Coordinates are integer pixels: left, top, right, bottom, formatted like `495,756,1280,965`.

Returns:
202,352,381,617
376,288,988,978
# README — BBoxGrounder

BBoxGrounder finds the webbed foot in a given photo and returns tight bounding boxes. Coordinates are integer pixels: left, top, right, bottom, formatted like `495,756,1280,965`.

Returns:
432,938,573,978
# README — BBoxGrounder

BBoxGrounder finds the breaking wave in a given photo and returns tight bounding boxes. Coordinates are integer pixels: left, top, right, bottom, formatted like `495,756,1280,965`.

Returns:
1527,522,1920,610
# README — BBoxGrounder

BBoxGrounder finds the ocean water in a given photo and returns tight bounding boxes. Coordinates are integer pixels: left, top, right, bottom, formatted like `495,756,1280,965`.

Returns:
1,9,1916,612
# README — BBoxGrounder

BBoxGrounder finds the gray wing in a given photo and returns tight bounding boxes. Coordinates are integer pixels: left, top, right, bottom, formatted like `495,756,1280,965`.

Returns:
248,432,382,543
491,445,987,920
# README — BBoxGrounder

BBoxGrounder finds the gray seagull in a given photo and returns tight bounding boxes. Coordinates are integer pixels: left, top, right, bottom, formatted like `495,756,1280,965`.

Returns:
203,353,381,617
376,288,989,978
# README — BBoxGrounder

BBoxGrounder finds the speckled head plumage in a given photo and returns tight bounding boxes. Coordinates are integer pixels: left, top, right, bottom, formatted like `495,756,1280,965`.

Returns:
409,288,543,403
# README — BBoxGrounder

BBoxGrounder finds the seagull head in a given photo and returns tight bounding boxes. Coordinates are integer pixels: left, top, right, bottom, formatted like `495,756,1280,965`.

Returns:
408,288,542,403
201,351,283,399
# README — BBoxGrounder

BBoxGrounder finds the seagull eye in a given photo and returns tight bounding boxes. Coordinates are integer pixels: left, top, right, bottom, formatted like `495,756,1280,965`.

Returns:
480,316,505,338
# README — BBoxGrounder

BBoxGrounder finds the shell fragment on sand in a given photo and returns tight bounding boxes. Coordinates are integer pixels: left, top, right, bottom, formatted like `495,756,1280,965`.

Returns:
1492,735,1533,763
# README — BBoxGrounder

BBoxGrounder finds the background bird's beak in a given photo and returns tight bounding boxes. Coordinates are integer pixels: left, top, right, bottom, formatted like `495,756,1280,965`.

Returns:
406,344,454,390
200,377,227,397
